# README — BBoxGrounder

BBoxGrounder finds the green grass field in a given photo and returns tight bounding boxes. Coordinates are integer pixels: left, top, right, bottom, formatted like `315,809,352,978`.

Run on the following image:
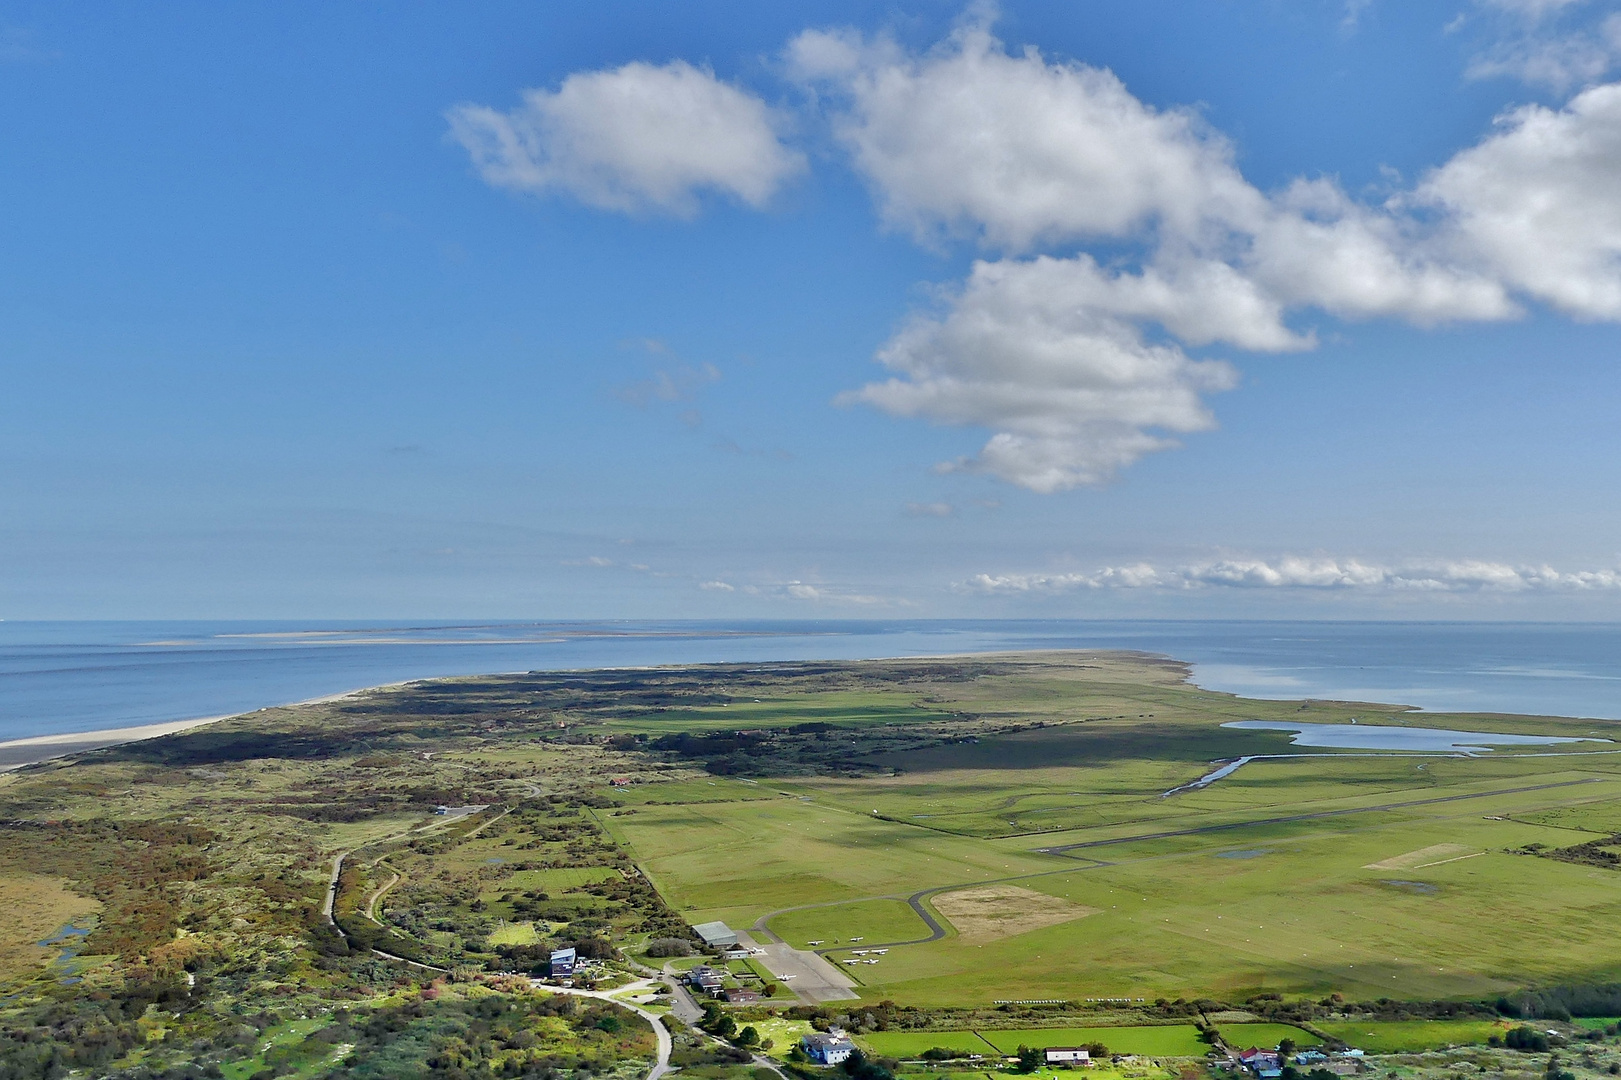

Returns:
1313,1020,1508,1051
595,653,1621,1006
487,921,540,946
1219,1023,1321,1049
978,1026,1207,1055
501,866,620,891
773,899,933,947
1575,1018,1621,1032
859,1031,999,1056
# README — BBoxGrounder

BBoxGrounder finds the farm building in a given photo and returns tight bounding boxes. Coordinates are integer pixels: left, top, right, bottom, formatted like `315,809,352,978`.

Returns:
692,921,739,948
723,988,761,1005
1238,1049,1282,1078
802,1030,856,1065
548,947,576,977
1045,1048,1092,1065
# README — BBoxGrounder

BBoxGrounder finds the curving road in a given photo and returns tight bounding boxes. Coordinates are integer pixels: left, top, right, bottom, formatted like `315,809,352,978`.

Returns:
539,979,674,1080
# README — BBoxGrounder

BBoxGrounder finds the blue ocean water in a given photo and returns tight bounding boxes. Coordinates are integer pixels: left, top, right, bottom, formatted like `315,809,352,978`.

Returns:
1,620,1619,742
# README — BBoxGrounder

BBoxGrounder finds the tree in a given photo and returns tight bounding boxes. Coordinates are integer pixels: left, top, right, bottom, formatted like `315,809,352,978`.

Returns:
762,982,780,998
737,1026,760,1047
714,1015,738,1040
1279,1039,1297,1058
1016,1046,1042,1073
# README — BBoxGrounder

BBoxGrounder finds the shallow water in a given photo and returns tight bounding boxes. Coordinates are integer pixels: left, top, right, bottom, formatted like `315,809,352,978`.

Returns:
1221,719,1598,752
4,619,1621,741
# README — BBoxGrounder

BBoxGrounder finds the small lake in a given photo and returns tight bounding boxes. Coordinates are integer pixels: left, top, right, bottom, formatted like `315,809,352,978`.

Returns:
1222,720,1601,753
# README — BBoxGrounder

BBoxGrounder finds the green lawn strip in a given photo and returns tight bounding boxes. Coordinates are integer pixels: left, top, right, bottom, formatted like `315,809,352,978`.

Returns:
858,1030,1000,1057
978,1026,1206,1056
1574,1018,1621,1032
1221,1023,1322,1049
1313,1020,1507,1052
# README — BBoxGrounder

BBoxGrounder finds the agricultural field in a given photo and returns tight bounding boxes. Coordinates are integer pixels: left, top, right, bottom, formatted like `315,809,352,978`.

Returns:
859,1030,1001,1057
1216,1024,1320,1049
1313,1020,1509,1052
978,1026,1209,1055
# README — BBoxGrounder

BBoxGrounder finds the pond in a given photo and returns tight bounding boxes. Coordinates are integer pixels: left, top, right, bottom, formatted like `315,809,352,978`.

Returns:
1221,719,1602,753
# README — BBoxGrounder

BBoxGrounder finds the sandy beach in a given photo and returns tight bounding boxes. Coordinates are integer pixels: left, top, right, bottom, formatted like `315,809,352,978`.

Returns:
0,682,414,772
0,715,230,771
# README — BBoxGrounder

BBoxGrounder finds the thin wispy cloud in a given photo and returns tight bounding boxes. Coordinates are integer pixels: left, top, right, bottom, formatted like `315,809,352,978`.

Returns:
1464,0,1621,91
964,557,1621,593
613,361,721,407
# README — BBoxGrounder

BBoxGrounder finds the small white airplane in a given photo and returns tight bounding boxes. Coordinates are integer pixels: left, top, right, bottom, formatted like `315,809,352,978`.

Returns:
851,950,869,955
872,949,888,955
849,936,863,941
807,940,824,945
779,974,797,980
843,959,861,965
864,959,879,964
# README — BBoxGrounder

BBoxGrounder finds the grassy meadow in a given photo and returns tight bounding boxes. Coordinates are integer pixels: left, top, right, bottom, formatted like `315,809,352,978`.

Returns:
594,653,1621,1006
1312,1020,1509,1052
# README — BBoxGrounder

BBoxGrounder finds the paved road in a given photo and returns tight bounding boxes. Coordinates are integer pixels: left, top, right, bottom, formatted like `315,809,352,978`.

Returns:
538,979,674,1080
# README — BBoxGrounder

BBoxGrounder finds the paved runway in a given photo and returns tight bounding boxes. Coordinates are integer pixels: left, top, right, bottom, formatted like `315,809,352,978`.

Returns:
753,941,859,1003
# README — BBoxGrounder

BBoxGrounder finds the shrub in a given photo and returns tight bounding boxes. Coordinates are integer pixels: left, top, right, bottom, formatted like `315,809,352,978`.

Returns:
646,938,695,958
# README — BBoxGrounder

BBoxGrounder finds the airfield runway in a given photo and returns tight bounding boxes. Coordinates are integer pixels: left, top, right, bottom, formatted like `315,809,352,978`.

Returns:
750,938,859,1003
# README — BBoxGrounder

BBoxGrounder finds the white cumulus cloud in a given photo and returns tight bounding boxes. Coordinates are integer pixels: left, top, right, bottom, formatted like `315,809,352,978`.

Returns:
796,19,1621,489
1416,82,1621,318
464,17,1621,492
841,256,1242,490
449,59,803,216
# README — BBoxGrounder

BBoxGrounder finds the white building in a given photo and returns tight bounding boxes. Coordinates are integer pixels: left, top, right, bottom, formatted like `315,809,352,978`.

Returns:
802,1030,856,1065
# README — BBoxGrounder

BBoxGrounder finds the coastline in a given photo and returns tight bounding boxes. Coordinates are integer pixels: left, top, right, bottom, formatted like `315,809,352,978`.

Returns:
0,637,1605,773
0,682,416,772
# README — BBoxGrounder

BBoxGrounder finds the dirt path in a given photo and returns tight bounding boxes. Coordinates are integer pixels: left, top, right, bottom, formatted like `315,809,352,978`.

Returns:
363,864,401,924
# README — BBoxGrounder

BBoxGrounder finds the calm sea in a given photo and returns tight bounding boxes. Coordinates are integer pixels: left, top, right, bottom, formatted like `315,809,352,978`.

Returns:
2,619,1619,742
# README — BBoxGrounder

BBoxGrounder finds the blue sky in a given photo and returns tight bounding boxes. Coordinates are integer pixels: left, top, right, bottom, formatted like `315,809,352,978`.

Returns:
3,0,1621,619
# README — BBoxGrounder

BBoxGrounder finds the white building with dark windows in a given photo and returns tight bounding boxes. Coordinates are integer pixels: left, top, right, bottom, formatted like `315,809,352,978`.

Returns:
802,1030,856,1065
